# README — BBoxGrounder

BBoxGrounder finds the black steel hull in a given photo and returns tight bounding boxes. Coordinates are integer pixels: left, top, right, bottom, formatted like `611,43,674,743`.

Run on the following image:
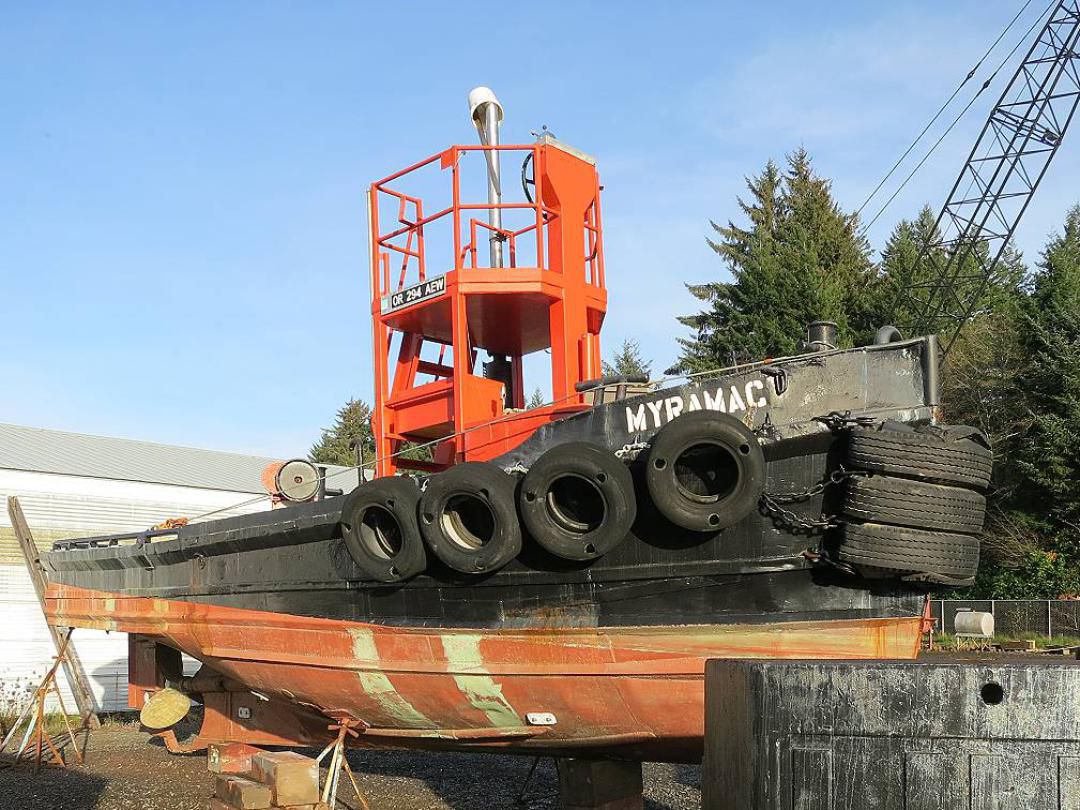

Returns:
43,338,940,629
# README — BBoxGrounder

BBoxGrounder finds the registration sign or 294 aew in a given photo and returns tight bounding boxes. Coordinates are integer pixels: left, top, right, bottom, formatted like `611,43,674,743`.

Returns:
381,275,447,314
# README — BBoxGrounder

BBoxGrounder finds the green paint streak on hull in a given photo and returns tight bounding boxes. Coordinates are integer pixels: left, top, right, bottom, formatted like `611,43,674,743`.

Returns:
442,633,522,728
348,629,432,728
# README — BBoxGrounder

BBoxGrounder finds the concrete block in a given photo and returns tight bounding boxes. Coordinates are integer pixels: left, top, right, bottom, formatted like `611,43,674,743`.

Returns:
251,750,319,807
704,658,1080,809
557,758,643,810
215,775,272,809
208,742,263,775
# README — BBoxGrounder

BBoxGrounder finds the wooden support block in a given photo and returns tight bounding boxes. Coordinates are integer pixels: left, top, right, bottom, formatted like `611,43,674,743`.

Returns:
557,758,644,810
215,775,272,809
996,640,1037,651
251,750,320,807
210,800,294,810
208,742,263,775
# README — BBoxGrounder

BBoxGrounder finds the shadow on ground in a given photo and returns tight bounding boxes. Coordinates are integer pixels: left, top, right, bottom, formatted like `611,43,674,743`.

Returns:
0,751,109,810
341,749,702,810
1,726,702,810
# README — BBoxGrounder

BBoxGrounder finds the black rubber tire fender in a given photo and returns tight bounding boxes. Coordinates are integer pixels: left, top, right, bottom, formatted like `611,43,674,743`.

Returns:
418,461,522,574
837,522,981,579
518,442,636,561
644,411,766,532
340,476,427,583
847,423,992,489
843,474,986,534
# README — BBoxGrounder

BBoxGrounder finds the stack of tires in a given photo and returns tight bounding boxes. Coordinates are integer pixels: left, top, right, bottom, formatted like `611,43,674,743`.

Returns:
837,421,992,585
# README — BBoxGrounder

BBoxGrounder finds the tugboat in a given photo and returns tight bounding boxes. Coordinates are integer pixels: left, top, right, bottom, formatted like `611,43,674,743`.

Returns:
40,89,990,763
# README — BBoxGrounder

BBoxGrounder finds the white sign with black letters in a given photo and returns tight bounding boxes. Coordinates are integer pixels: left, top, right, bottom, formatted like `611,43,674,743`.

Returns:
381,275,447,314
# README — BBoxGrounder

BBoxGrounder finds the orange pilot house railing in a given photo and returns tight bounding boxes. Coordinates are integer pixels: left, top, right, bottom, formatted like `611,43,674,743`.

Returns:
368,138,608,476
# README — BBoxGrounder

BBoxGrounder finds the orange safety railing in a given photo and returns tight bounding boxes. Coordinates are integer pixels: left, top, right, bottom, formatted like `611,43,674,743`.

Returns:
369,144,605,299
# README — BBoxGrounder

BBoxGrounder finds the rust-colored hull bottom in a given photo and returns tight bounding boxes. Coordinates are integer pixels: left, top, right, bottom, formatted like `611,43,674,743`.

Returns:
46,584,922,762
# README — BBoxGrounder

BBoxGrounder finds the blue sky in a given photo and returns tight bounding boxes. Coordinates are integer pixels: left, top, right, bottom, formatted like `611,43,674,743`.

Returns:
3,1,1077,458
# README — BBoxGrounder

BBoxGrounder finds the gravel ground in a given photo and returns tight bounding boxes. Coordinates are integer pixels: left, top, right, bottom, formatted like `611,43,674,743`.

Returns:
0,726,702,810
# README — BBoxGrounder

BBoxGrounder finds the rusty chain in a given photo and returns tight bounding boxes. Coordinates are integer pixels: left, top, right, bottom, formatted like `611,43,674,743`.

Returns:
614,441,650,460
759,466,868,532
814,410,880,431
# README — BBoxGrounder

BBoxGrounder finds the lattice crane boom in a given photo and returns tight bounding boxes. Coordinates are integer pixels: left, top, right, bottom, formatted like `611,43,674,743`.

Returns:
900,0,1080,350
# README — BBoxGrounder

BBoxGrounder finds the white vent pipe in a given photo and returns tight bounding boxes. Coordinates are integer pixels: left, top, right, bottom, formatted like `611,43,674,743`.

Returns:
468,86,505,268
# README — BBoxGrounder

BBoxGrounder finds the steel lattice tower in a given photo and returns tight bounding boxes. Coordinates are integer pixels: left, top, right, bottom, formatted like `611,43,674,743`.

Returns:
900,0,1080,350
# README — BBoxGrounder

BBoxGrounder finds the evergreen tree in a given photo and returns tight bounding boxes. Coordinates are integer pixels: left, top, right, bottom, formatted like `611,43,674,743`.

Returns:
876,207,1031,478
858,206,942,337
672,150,873,373
1014,206,1080,567
309,399,375,466
953,207,1080,598
961,547,1080,599
940,291,1031,575
602,338,652,378
778,150,875,338
862,205,1028,340
938,238,1028,505
941,306,1028,499
527,388,546,409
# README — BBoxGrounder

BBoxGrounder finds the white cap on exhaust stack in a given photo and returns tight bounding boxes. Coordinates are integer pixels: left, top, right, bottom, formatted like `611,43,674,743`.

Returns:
468,86,504,127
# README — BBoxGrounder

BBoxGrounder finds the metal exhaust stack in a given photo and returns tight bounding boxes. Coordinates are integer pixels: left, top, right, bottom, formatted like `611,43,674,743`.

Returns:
468,86,504,268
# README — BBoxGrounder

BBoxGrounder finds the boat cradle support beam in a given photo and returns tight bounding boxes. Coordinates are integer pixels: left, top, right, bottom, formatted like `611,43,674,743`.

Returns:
127,634,330,753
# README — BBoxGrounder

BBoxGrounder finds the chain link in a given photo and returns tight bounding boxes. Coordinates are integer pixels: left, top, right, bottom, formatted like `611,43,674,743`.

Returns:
814,410,880,431
759,495,836,532
506,441,648,475
802,547,859,576
614,441,650,460
759,466,867,533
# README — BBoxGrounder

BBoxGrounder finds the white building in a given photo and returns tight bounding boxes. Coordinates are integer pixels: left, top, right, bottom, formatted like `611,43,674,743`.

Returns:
0,423,357,714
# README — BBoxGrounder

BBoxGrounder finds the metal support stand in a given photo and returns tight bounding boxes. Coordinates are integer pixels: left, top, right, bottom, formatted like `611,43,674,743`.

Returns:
316,718,369,810
516,756,549,805
0,629,87,772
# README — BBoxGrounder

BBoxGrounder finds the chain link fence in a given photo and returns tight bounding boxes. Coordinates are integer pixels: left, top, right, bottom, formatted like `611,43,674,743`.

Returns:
931,599,1080,638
